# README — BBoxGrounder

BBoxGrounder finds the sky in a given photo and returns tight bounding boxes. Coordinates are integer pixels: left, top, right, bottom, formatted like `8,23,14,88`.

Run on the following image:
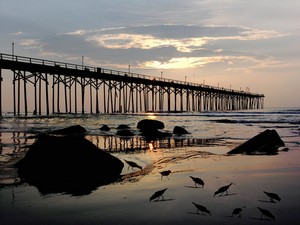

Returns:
0,0,300,108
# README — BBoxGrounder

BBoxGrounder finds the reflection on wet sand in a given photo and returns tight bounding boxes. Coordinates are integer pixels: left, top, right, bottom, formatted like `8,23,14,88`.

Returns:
86,135,222,152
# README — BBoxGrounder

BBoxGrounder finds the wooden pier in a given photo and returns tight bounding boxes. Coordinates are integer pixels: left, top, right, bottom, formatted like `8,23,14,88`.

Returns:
0,53,264,116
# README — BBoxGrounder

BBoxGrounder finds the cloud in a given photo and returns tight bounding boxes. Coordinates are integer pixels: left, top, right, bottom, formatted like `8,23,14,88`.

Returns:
142,55,255,69
10,31,23,36
84,25,284,53
17,24,287,71
87,33,208,53
19,39,43,50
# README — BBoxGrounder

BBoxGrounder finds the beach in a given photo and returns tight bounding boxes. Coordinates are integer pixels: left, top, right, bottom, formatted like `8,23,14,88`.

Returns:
0,108,299,224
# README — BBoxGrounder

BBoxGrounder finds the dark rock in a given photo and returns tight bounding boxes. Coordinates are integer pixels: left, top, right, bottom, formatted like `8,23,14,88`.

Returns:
227,129,285,155
173,126,189,135
137,119,165,131
50,125,86,135
15,134,124,195
117,124,130,129
100,125,110,131
137,119,169,140
116,129,134,136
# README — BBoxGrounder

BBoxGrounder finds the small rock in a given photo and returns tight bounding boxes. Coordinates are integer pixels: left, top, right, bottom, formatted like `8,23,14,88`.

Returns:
173,126,189,135
100,125,110,131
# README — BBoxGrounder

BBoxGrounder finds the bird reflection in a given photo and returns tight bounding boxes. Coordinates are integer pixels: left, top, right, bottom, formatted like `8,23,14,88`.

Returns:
189,176,204,188
214,183,233,197
159,170,171,180
149,188,168,202
192,202,211,216
124,159,143,170
257,207,275,220
263,191,281,203
231,206,246,218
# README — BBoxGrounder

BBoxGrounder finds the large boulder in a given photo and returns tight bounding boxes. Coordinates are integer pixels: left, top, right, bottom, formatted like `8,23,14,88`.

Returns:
227,129,285,155
137,119,170,140
15,134,124,195
137,119,165,131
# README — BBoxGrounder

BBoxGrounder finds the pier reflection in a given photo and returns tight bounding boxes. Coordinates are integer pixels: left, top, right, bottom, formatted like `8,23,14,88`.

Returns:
86,135,220,152
0,132,32,165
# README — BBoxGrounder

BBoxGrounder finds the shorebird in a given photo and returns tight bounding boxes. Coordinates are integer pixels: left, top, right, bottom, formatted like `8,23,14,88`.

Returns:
231,206,246,217
257,207,275,220
192,202,211,216
189,176,205,188
213,183,233,197
149,188,168,202
263,191,281,203
124,159,143,170
159,170,171,179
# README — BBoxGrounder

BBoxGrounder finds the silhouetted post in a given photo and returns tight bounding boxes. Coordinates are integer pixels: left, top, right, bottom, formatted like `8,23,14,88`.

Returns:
96,80,99,114
123,83,126,113
103,81,106,113
118,82,122,113
17,71,20,115
12,43,14,60
131,83,134,113
0,68,2,116
151,85,155,111
90,78,93,114
174,88,177,111
23,71,28,116
13,71,16,115
68,77,72,113
167,87,171,112
74,77,77,114
45,73,49,115
114,85,117,113
107,82,110,113
38,73,41,115
186,89,190,111
180,89,183,112
57,75,60,113
81,77,85,114
52,75,55,113
64,75,68,113
34,74,37,115
135,84,138,113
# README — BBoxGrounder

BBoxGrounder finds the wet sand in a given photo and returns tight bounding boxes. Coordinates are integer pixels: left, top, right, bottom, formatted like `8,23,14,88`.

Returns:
1,136,300,225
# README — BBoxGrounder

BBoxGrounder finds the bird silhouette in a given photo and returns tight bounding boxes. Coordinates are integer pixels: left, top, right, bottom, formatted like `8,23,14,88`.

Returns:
159,170,171,179
192,202,211,216
257,207,275,220
124,159,143,170
189,176,204,188
149,188,168,202
263,191,281,203
214,183,233,197
231,206,246,217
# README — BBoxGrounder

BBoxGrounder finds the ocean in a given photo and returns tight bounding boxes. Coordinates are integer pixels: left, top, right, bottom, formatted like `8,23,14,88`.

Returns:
0,108,299,225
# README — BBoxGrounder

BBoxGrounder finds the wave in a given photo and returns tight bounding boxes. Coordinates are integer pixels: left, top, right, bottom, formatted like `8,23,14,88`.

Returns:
210,119,300,125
